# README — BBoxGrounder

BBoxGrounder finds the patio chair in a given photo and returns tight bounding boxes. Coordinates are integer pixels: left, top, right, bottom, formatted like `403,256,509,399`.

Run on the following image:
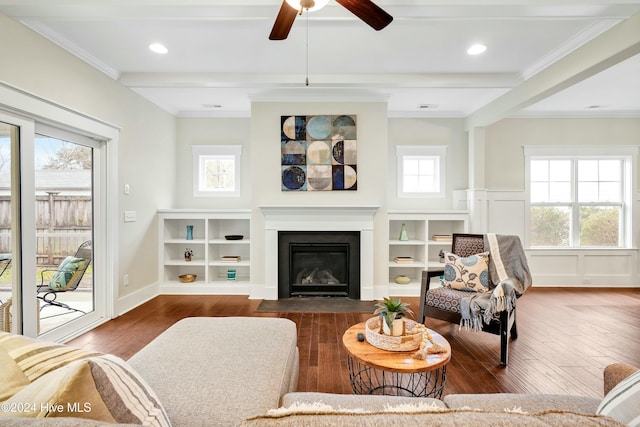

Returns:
0,253,10,305
37,240,92,316
418,233,531,366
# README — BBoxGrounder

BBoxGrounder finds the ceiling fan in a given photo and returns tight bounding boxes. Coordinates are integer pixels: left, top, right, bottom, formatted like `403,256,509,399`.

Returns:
269,0,393,40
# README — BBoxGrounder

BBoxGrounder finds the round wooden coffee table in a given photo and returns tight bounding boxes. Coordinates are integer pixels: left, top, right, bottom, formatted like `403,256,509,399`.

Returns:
342,321,451,398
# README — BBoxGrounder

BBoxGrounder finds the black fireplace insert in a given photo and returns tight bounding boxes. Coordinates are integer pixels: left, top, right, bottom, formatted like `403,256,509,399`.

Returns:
278,231,360,299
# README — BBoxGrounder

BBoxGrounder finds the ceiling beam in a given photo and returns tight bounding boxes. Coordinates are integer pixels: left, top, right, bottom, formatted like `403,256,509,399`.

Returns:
118,72,520,89
465,11,640,128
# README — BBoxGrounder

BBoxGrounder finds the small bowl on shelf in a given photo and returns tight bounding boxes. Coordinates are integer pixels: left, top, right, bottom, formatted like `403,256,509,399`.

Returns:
224,235,244,240
394,275,411,285
178,274,197,283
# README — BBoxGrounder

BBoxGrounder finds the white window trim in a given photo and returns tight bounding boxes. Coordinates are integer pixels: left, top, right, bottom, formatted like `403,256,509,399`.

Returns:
192,145,241,197
396,145,446,198
524,145,638,249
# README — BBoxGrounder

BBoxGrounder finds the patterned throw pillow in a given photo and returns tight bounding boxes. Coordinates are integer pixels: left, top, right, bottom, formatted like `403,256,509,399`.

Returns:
0,354,172,427
443,251,490,292
596,368,640,426
49,256,88,291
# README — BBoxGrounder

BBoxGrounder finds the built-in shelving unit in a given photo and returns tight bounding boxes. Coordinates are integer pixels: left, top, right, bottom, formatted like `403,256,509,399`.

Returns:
158,209,251,294
387,211,468,296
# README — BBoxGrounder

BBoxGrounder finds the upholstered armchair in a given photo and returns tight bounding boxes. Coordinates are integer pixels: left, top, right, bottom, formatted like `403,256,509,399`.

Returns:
418,233,531,366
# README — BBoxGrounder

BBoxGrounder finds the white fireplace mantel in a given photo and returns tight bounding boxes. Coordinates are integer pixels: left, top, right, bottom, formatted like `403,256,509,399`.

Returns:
259,205,379,300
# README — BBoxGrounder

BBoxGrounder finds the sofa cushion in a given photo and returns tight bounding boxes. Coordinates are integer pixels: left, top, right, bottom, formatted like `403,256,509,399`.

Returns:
0,354,171,427
282,392,446,411
444,393,600,415
597,368,640,427
128,317,299,427
241,403,625,426
0,418,138,426
443,251,490,292
0,331,101,384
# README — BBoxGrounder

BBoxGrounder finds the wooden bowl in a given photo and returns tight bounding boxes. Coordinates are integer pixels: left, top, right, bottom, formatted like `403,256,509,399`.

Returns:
178,274,197,283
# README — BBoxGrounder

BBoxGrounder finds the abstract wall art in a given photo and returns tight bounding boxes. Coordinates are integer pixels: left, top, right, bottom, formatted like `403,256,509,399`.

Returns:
281,115,357,191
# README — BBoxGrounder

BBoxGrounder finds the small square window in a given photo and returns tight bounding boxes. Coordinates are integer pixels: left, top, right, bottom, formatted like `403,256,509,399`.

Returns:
192,145,241,197
396,146,446,198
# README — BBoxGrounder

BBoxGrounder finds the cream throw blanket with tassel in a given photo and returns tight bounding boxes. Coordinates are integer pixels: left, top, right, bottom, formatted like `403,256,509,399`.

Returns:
459,234,532,331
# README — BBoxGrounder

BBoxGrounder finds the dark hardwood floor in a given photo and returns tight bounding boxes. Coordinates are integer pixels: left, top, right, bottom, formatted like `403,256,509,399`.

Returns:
69,288,640,399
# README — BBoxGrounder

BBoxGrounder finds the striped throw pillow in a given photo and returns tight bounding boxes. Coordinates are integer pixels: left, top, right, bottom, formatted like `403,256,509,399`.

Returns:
0,354,171,427
0,331,101,383
597,368,640,426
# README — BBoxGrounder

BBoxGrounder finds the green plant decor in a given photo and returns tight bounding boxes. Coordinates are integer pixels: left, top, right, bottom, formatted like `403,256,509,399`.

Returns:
374,297,414,328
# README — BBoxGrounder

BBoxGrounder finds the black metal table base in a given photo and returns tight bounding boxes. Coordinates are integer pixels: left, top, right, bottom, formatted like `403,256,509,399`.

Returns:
347,356,446,398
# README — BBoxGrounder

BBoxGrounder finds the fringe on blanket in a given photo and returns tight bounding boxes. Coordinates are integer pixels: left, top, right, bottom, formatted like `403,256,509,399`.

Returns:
459,280,517,332
460,315,484,332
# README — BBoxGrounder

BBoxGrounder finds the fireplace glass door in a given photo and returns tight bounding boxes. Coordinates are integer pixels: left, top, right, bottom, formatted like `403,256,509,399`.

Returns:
290,243,349,297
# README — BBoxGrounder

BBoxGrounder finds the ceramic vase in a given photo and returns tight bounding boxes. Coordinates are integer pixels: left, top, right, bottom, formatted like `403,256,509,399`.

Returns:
399,223,408,241
186,225,194,240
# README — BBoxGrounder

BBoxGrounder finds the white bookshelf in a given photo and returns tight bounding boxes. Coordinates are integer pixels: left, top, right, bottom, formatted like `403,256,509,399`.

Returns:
388,211,468,296
158,209,251,294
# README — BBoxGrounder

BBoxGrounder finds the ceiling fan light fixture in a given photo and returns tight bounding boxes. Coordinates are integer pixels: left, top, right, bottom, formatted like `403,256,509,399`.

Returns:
285,0,329,12
149,43,168,54
467,44,487,55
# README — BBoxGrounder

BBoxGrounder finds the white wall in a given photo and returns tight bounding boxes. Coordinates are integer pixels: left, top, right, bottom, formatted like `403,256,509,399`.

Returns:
249,102,389,290
484,118,640,190
0,13,177,311
175,118,251,209
387,118,468,210
481,118,640,287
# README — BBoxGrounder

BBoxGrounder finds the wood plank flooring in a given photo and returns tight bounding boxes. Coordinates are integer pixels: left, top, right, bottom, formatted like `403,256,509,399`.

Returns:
69,287,640,399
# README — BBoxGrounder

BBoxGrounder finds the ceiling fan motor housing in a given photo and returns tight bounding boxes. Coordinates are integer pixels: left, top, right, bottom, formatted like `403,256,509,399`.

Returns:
301,0,316,9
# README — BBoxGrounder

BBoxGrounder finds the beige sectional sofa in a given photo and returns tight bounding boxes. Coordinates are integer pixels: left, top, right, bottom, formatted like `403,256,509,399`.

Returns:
1,317,638,426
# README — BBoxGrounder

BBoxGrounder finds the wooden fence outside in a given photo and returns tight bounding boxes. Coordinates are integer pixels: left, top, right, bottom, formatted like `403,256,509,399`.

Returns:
0,195,92,266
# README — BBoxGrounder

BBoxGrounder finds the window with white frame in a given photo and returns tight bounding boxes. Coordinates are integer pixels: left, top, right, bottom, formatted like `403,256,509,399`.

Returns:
192,145,241,197
396,145,446,198
525,146,636,248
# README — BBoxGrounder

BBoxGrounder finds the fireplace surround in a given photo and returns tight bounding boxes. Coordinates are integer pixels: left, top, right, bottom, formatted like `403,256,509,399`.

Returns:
260,205,378,300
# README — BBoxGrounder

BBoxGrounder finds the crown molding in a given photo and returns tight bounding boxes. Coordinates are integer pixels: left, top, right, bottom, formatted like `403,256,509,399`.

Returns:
21,19,120,80
522,19,621,80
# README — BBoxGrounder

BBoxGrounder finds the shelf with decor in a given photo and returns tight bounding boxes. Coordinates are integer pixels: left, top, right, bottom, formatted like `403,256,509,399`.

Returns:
387,211,468,296
158,209,251,294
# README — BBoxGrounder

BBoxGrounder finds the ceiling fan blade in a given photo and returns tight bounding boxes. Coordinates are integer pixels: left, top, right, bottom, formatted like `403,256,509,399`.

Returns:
269,1,298,40
335,0,393,31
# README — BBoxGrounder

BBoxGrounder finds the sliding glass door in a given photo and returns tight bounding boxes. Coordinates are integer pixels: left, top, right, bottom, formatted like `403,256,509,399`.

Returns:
0,109,108,339
0,121,20,334
35,130,96,334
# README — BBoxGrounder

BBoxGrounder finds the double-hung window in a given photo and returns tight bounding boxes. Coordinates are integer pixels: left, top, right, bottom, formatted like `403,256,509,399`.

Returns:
396,145,446,198
192,145,241,197
525,146,635,248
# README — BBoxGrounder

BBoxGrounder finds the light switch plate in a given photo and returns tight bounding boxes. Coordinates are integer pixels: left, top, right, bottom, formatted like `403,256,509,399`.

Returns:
124,211,137,222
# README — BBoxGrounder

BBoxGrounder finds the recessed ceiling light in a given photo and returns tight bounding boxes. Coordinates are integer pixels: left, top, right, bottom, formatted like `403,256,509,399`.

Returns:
467,44,487,55
149,43,168,54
